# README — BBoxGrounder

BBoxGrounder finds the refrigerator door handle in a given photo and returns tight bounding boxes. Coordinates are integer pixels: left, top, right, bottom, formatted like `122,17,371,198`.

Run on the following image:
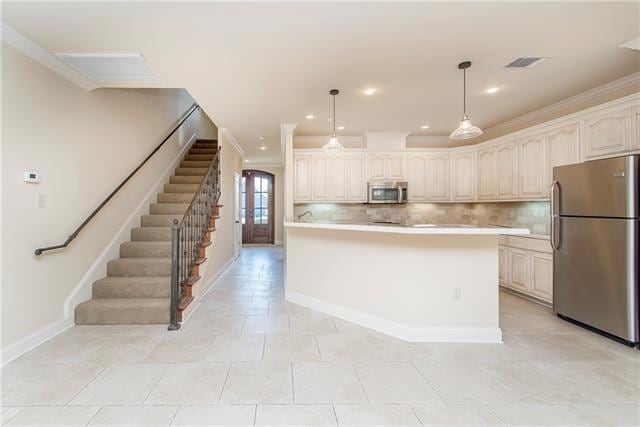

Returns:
550,180,560,251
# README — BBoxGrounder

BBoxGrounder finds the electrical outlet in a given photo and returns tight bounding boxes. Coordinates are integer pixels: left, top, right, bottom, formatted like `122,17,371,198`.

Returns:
453,288,462,300
38,193,46,208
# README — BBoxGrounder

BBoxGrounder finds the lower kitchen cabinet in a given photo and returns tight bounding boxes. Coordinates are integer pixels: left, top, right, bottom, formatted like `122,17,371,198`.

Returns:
499,235,553,304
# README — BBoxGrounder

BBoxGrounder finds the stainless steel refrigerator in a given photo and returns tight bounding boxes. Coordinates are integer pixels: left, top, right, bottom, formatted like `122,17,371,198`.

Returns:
552,155,639,346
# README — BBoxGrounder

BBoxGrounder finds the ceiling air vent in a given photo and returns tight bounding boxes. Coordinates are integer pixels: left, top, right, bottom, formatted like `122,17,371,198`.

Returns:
55,53,162,86
505,57,547,68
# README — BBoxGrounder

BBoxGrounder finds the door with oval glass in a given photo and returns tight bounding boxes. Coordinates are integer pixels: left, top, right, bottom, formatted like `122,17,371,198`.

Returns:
242,170,275,244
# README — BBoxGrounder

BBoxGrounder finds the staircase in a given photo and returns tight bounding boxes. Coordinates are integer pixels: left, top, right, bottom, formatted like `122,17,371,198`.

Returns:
75,139,220,325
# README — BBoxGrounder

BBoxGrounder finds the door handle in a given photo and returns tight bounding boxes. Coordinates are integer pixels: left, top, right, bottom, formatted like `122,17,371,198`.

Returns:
235,220,240,224
550,180,560,251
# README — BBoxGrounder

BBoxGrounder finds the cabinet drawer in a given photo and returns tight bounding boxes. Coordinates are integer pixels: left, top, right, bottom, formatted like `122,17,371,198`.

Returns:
507,235,552,253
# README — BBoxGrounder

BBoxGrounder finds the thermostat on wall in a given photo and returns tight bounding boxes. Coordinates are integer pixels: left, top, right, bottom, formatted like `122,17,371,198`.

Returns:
24,171,40,183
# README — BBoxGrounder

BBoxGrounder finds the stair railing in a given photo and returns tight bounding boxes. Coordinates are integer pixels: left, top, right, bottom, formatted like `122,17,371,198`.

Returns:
169,147,221,330
34,103,200,256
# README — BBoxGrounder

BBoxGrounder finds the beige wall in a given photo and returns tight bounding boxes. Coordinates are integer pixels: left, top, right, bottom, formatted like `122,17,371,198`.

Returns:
245,165,284,244
0,43,216,352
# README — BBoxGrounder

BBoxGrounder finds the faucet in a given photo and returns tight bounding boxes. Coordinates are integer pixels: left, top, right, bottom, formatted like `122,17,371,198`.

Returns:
297,210,313,220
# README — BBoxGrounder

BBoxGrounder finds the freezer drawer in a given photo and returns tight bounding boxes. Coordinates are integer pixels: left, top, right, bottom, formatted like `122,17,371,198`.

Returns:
552,155,640,218
553,216,639,342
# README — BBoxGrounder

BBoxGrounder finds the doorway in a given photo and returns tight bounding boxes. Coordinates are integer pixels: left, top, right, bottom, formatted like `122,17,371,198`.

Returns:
242,170,275,244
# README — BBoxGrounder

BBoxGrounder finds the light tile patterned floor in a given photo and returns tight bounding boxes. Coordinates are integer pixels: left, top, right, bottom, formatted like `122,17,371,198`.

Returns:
2,245,639,426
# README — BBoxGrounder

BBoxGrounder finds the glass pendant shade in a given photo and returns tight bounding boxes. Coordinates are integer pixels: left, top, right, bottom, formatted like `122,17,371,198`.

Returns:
449,114,483,140
322,135,344,152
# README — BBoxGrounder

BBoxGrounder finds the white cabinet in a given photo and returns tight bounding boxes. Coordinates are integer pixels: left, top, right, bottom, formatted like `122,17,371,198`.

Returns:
548,122,580,180
530,251,553,301
518,134,549,199
407,153,450,201
499,236,553,304
293,155,312,201
450,150,476,201
327,156,347,201
366,153,406,181
311,156,328,200
632,106,640,151
582,106,632,160
346,154,366,202
496,141,518,200
477,147,497,200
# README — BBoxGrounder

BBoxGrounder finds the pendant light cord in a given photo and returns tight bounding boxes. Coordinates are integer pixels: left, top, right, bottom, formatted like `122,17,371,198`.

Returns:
463,67,466,116
332,93,336,137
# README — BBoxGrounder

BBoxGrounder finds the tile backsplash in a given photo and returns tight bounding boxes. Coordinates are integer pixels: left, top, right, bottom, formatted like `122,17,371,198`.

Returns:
294,202,551,235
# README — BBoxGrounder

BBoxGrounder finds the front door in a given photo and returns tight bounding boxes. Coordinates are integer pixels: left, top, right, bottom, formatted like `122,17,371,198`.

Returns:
242,170,274,244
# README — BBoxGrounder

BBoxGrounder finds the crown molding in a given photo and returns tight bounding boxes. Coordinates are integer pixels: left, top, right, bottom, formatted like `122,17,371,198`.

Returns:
220,128,244,157
1,21,98,91
484,71,640,137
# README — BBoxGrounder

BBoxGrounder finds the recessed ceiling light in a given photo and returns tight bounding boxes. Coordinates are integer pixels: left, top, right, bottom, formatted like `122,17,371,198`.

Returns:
486,87,499,94
260,146,266,151
363,87,377,96
421,125,430,129
245,159,250,163
258,135,265,141
305,114,315,119
337,126,345,130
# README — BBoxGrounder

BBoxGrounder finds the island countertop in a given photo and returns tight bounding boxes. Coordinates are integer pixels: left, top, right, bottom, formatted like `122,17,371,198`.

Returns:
284,220,530,236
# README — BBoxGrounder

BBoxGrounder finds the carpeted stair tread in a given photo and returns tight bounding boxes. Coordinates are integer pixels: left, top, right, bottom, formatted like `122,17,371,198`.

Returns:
131,227,172,242
157,192,195,203
107,257,171,277
149,203,189,215
185,154,215,161
164,183,200,193
170,175,204,184
120,241,172,258
176,167,208,176
75,298,170,325
92,277,171,298
180,160,211,168
141,214,182,227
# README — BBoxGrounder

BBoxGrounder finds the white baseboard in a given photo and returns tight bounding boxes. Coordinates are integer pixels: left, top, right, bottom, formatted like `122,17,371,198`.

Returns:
1,133,198,366
286,291,503,343
1,318,73,366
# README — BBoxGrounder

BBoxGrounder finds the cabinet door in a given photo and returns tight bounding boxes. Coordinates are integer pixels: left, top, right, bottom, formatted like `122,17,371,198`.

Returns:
426,154,450,201
518,134,549,199
385,154,406,180
496,141,518,200
632,106,640,151
407,154,427,201
582,107,631,159
327,156,347,201
477,147,497,200
508,248,530,292
530,251,553,302
451,151,476,201
498,246,508,284
311,156,328,201
366,154,386,180
347,155,366,202
548,122,580,179
293,155,312,201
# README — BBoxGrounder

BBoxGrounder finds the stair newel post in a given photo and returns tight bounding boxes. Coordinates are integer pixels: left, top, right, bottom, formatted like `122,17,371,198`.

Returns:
168,219,181,331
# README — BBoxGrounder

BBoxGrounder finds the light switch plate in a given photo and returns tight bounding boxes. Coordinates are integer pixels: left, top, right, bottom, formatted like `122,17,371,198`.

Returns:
24,171,40,183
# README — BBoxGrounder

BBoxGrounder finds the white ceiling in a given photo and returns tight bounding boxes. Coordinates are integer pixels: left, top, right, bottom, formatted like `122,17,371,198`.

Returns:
3,1,639,163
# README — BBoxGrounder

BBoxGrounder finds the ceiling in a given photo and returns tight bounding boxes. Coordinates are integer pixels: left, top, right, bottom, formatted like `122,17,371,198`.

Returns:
3,1,639,163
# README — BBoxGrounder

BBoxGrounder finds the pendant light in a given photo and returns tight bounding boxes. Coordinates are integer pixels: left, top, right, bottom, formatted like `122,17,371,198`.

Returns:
450,61,483,140
323,89,344,152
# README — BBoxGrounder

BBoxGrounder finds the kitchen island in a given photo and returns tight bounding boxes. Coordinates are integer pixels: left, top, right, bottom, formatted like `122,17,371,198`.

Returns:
284,221,529,343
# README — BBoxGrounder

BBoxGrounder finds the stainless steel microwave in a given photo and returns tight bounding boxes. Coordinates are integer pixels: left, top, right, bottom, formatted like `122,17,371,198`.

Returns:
367,181,408,204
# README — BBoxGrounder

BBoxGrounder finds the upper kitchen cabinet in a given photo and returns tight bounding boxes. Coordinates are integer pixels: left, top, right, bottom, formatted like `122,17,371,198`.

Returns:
477,146,497,200
632,106,640,151
518,133,549,199
450,149,476,201
346,154,366,202
326,155,348,201
407,153,449,201
311,156,328,200
366,153,406,181
582,106,632,160
547,122,580,179
496,141,518,200
293,155,312,201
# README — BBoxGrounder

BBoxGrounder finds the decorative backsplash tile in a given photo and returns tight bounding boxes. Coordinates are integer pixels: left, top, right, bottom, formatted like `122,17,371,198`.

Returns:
294,202,551,235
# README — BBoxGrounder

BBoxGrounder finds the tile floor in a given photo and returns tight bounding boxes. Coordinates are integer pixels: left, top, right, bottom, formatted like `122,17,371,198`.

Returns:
2,245,639,426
